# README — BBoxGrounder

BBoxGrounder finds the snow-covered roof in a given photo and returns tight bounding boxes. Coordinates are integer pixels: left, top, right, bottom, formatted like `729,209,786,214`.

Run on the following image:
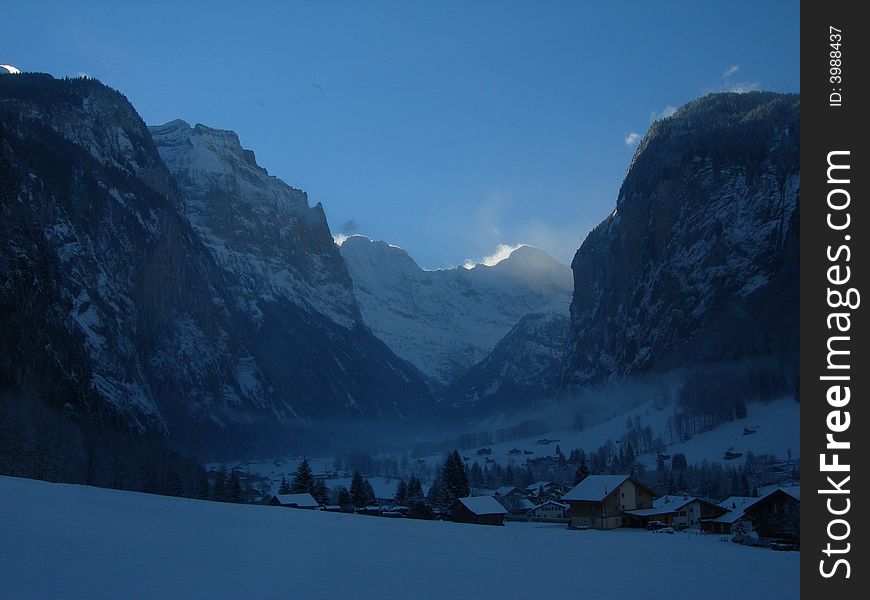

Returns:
626,495,696,517
458,496,509,516
274,493,319,508
709,508,754,524
517,498,537,511
719,496,757,512
493,486,519,496
709,488,800,525
533,500,569,509
527,481,558,491
562,475,629,502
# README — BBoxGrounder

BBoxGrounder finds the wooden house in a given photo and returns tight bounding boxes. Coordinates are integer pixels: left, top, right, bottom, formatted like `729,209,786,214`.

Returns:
562,475,658,530
528,500,570,522
702,488,800,540
452,496,509,526
743,489,800,540
624,495,727,529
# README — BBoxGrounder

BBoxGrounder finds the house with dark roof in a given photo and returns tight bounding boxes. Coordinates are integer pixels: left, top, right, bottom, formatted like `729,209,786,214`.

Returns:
624,495,727,529
270,493,320,509
562,475,658,530
452,496,509,526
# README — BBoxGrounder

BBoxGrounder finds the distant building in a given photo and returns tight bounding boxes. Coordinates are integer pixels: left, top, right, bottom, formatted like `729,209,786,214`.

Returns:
452,496,509,526
562,474,658,530
528,500,570,522
270,493,320,509
492,486,531,514
526,481,565,502
624,495,727,529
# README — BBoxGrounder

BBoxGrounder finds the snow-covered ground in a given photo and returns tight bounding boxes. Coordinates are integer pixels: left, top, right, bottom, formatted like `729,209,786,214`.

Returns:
456,396,799,470
1,476,797,599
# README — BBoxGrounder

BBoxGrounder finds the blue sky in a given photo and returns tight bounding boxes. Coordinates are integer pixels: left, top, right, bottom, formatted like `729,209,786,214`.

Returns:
2,1,799,268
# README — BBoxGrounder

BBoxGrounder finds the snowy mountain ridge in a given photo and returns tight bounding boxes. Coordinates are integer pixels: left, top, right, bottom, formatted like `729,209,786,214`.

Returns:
339,235,573,385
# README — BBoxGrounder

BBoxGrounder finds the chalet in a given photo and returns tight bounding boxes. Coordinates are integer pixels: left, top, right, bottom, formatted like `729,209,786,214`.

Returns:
562,474,658,530
624,495,727,529
703,496,758,535
528,500,570,522
270,493,320,509
743,489,800,540
452,496,509,526
702,489,800,540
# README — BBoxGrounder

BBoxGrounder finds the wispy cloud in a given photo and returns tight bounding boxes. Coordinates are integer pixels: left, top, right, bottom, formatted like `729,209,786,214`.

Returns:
462,243,525,269
716,63,760,94
624,132,642,146
725,81,761,93
649,105,677,122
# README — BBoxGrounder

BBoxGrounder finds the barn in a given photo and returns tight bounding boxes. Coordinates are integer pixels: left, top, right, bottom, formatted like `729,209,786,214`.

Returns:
452,496,509,526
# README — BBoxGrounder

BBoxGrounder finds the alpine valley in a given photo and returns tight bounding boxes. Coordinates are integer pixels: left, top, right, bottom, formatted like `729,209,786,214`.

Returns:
1,74,799,490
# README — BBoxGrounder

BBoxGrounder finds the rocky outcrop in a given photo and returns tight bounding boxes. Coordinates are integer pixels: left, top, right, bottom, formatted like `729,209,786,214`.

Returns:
563,92,799,390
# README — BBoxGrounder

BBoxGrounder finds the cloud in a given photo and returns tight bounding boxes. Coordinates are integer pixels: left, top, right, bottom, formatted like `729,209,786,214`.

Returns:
624,132,642,146
724,81,761,93
462,243,525,269
333,233,349,246
717,63,760,94
650,105,677,122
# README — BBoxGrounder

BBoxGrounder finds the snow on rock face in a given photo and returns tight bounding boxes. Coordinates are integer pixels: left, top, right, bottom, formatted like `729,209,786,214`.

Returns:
340,236,573,385
444,311,570,412
565,92,800,388
149,119,358,328
0,74,433,451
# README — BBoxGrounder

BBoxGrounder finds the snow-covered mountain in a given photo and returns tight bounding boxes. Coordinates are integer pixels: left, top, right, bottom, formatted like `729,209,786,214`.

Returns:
442,93,799,421
443,311,570,412
564,92,799,392
0,74,433,456
339,236,572,385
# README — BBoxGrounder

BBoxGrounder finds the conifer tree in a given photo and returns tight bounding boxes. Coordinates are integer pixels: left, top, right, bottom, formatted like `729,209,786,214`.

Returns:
290,458,315,494
227,469,242,503
406,476,424,503
350,471,368,508
363,480,377,506
504,464,514,485
213,465,228,502
574,456,589,485
337,486,351,507
394,479,408,505
311,478,329,505
278,476,291,494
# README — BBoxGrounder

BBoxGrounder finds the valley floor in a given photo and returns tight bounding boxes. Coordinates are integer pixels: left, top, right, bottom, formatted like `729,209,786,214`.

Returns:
0,476,797,599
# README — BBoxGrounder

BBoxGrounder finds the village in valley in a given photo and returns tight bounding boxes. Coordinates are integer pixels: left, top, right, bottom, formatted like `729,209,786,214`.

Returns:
225,433,800,553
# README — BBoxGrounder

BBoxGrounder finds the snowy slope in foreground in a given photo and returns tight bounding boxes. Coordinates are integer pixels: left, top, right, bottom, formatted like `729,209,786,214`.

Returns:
1,476,797,599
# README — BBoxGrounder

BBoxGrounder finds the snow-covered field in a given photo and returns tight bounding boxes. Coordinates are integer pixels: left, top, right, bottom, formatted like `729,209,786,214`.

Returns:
0,476,797,599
